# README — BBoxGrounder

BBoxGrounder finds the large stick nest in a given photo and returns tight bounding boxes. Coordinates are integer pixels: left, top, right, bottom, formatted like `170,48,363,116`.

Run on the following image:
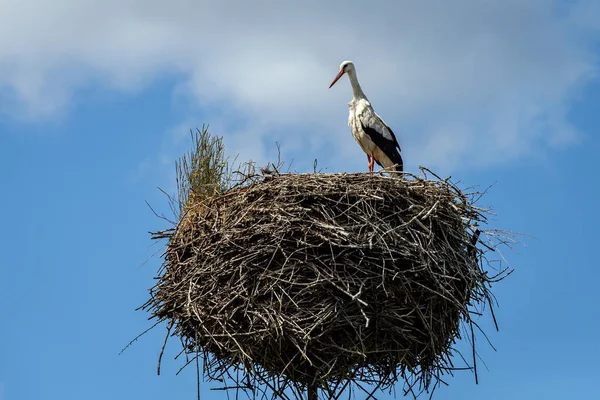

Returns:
144,156,512,398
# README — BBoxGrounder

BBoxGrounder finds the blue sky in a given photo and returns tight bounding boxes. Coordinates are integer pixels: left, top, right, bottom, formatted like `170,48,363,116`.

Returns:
1,1,599,399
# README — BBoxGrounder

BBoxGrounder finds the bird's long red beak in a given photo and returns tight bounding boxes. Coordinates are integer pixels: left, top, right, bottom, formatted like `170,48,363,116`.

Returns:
329,69,345,88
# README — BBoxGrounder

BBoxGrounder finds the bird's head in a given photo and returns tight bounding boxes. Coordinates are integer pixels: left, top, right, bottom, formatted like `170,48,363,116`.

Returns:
329,60,355,88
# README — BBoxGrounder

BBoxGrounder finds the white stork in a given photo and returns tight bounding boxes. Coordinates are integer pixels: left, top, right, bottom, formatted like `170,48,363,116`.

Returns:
329,60,403,173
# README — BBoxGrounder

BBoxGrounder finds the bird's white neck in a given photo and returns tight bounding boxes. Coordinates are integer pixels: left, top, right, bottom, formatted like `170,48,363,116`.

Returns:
347,69,367,100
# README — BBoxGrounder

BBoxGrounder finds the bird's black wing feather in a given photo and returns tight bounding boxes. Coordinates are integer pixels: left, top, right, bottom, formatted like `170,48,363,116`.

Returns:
360,120,404,171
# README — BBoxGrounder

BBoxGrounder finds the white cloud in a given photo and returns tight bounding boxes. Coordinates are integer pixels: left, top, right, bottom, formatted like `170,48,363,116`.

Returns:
0,0,598,172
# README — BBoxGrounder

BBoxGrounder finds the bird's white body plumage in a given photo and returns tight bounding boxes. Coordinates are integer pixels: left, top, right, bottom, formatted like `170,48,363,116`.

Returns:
348,98,397,170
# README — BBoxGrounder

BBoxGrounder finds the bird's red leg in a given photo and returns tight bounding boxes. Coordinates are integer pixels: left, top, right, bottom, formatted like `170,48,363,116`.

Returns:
368,155,374,172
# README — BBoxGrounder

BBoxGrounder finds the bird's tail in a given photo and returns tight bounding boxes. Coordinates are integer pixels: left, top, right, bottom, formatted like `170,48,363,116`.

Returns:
392,151,404,172
392,154,404,172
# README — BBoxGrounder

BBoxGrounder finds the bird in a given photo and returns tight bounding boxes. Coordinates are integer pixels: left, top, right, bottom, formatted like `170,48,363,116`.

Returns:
328,60,403,173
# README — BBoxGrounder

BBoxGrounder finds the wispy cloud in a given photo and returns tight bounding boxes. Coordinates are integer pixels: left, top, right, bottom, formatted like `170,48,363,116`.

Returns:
1,0,598,172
